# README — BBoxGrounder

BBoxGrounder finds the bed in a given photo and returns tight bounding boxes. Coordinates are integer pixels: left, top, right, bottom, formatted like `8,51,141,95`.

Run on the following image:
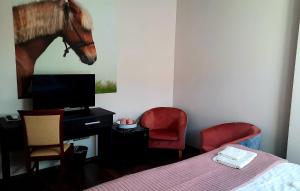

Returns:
86,145,300,191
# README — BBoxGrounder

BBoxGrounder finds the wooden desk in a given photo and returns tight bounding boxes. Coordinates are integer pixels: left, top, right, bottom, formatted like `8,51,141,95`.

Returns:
0,107,114,180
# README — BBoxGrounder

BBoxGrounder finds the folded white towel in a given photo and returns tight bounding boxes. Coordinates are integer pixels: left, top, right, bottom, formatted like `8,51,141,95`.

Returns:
213,149,257,169
218,146,248,161
291,180,300,191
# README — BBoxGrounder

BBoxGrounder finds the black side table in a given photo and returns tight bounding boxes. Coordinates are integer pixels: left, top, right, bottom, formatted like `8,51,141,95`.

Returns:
111,125,148,166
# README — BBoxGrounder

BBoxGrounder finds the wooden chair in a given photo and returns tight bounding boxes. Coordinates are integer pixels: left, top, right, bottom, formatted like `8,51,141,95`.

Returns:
18,109,72,174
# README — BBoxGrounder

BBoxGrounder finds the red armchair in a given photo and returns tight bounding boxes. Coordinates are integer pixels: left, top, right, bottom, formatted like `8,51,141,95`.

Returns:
140,107,187,159
200,122,261,152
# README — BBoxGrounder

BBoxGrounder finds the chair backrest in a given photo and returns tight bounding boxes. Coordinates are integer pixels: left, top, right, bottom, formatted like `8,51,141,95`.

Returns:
19,109,64,147
140,107,187,130
200,122,261,152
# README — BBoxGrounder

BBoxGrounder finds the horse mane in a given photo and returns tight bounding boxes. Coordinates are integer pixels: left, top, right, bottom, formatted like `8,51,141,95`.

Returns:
13,0,93,44
72,1,93,31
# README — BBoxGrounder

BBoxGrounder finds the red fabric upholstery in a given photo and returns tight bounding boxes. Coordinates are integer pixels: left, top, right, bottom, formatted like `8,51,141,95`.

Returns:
140,107,187,150
150,129,178,141
200,122,261,152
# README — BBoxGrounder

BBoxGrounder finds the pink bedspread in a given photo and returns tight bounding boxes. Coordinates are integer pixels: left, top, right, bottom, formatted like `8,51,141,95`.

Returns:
86,145,284,191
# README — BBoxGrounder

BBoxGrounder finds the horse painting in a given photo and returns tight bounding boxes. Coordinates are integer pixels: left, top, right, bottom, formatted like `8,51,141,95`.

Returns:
13,0,97,98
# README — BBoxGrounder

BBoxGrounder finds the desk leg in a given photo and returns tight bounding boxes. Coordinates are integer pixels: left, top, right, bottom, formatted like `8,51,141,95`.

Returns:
0,135,10,180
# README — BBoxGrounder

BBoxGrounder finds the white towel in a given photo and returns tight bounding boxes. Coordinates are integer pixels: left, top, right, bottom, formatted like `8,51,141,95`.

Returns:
291,180,300,191
218,146,248,161
213,149,257,169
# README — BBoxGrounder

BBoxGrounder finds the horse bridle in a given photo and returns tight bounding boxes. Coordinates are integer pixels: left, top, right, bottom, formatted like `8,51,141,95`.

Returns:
62,2,94,57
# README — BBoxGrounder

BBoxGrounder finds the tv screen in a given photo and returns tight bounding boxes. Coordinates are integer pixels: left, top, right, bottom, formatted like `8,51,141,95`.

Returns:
32,74,95,109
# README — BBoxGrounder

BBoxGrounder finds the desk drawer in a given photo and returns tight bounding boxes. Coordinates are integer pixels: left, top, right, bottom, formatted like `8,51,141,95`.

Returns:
65,115,111,127
80,117,111,128
64,115,112,139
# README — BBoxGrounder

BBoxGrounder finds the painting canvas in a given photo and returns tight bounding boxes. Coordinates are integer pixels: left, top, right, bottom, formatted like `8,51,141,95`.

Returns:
11,0,118,98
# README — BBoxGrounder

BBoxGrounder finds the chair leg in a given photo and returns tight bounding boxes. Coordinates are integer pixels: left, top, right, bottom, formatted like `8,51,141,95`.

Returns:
59,158,66,177
25,160,31,174
60,158,64,167
60,158,65,172
178,150,183,160
34,161,39,173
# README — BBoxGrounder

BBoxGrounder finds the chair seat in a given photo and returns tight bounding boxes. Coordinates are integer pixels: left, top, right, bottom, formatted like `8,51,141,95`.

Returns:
30,143,71,157
150,129,178,141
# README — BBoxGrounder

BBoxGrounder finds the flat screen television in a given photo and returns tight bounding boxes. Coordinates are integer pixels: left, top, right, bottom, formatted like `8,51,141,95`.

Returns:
32,74,95,110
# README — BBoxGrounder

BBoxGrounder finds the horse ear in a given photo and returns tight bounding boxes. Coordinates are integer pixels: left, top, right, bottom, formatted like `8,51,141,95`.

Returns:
67,0,77,8
67,0,81,14
58,0,67,7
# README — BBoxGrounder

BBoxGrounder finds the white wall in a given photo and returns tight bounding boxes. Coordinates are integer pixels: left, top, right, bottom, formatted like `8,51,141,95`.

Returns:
174,0,300,157
95,0,176,119
0,0,177,177
287,24,300,164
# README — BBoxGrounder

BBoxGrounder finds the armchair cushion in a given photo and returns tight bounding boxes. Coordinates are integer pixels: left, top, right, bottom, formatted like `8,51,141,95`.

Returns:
150,129,178,141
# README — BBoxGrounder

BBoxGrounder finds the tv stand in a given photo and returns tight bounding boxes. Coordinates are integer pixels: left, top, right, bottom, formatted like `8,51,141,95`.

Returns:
0,107,115,180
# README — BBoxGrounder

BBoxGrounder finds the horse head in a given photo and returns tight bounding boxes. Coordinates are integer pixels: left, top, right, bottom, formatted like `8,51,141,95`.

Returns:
61,0,97,65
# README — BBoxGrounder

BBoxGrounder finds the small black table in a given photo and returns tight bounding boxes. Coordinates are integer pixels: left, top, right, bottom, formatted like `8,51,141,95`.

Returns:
111,125,149,166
